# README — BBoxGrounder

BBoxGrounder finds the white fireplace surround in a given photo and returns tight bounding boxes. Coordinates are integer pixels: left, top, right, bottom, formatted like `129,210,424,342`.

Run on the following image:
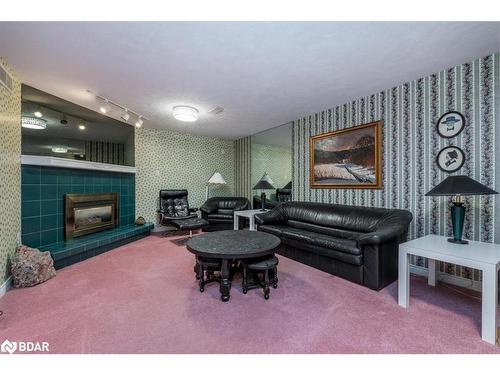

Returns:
21,155,136,174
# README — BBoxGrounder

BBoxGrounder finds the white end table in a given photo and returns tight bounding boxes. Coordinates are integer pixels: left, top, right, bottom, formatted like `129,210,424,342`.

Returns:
398,234,500,345
233,209,268,231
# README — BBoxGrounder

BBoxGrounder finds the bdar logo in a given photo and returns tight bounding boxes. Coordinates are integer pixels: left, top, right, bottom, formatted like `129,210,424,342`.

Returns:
1,339,17,354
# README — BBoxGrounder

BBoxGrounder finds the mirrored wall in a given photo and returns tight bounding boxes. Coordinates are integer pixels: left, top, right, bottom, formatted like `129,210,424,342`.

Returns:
21,85,135,166
251,122,292,209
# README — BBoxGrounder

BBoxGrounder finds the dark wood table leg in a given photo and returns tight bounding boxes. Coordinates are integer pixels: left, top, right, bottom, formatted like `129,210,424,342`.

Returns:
220,259,231,302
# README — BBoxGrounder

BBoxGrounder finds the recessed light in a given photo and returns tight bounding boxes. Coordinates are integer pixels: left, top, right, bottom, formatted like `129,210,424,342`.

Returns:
173,106,199,122
52,147,68,153
34,110,43,118
78,124,86,130
21,116,47,130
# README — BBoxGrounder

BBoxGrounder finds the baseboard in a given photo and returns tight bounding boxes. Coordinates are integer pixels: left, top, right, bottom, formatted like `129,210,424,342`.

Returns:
410,265,482,292
0,276,12,299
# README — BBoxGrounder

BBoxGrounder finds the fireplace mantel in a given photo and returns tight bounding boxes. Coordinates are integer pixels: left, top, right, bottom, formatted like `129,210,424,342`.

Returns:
21,155,136,174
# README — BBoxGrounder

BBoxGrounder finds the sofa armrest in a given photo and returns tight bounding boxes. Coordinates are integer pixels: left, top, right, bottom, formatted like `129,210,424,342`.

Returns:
233,199,249,211
358,227,406,245
358,210,413,245
254,207,287,225
189,207,199,213
200,201,217,214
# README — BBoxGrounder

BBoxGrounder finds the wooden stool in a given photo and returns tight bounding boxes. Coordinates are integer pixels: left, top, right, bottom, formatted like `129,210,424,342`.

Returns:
196,256,221,292
242,255,279,300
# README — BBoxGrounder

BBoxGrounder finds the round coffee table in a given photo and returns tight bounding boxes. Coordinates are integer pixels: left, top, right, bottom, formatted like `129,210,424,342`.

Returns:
186,230,280,301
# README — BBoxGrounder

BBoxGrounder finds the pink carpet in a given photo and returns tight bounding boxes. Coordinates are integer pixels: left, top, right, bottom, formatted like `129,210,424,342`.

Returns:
1,233,499,354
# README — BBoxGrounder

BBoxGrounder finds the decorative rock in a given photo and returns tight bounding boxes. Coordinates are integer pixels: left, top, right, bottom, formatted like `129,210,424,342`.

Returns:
11,245,56,288
135,216,146,225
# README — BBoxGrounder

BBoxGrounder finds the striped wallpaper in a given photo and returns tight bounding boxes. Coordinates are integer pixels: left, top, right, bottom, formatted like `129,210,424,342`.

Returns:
234,136,253,203
292,53,499,281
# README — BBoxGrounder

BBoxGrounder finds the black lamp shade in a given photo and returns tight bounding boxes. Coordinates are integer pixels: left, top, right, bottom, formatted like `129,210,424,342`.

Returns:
425,175,498,196
283,181,292,189
253,180,275,190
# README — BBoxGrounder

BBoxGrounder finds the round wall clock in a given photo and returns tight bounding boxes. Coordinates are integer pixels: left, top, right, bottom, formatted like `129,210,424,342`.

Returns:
436,146,465,173
436,111,465,138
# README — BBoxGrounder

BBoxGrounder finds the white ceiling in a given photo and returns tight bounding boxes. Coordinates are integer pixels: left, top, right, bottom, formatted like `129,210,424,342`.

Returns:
253,122,292,149
1,22,499,140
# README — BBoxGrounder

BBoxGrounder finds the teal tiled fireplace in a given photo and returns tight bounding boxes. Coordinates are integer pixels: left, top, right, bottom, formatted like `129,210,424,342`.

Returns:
21,164,152,268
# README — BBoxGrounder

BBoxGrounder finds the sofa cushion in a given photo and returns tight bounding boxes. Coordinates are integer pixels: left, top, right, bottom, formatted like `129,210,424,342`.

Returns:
218,208,234,216
281,227,361,256
258,224,287,237
286,220,363,241
281,237,363,266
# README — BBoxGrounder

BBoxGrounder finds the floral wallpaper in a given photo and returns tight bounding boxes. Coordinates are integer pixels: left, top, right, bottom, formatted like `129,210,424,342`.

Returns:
0,58,21,285
234,136,253,202
292,53,499,282
135,128,235,224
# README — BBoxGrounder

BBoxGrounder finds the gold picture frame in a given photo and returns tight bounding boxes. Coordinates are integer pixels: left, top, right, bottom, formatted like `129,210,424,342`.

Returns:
309,121,382,189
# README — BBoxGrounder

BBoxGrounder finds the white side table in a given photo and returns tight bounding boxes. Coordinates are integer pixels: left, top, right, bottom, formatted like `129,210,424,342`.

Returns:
233,209,268,231
398,234,500,345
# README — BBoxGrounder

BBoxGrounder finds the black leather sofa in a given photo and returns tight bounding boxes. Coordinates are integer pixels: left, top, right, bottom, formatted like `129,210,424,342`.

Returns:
255,202,413,290
200,197,250,231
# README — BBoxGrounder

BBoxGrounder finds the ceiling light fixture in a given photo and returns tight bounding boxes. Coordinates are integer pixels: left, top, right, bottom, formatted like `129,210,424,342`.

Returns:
78,124,86,130
90,91,148,127
33,110,43,118
121,109,130,122
173,105,199,122
51,146,68,154
21,116,47,130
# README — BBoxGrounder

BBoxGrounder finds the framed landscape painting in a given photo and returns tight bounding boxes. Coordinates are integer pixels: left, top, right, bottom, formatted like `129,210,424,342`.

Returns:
309,121,382,189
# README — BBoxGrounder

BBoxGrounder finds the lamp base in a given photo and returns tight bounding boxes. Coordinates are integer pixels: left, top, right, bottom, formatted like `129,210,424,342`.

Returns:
447,238,468,245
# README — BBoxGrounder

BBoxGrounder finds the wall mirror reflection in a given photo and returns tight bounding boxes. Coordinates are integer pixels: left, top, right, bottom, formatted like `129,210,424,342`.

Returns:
21,85,135,166
251,122,292,209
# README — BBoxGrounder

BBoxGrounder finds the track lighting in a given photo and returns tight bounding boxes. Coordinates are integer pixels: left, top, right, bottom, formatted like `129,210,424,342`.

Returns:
99,100,111,114
121,110,130,122
92,92,148,127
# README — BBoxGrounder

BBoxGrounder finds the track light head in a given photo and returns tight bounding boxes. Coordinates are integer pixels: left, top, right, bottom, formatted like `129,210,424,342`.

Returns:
135,117,143,128
121,110,130,122
99,99,110,114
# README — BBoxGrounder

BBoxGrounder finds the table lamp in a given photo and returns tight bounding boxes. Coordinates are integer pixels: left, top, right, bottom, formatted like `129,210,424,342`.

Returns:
253,173,275,211
205,171,226,200
425,175,498,244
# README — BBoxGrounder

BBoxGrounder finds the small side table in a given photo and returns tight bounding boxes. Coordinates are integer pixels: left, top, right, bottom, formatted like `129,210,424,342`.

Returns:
234,209,268,231
398,234,500,345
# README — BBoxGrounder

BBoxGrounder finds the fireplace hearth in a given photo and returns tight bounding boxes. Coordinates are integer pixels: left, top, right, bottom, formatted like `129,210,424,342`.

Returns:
65,193,119,239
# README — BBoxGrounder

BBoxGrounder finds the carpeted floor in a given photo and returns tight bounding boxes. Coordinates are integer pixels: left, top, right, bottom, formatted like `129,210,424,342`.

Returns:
0,233,498,354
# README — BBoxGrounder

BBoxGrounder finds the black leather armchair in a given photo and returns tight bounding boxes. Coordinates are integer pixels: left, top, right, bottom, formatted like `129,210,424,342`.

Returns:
158,190,198,226
255,201,413,291
200,197,249,231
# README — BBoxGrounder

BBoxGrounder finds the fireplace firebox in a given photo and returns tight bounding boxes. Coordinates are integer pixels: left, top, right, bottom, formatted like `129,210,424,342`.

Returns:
65,193,119,239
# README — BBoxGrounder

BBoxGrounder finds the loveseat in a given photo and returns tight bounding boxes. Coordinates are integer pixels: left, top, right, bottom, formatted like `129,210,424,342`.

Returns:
200,197,249,231
255,201,413,290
